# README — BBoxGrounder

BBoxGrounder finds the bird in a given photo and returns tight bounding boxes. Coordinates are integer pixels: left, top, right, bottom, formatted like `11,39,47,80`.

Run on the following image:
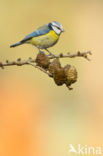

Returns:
10,21,64,56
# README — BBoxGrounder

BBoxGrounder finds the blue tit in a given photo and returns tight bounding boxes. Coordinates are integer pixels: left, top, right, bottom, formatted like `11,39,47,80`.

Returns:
10,21,64,56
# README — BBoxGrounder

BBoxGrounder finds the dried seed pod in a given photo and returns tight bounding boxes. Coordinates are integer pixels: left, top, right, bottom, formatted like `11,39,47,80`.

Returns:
48,59,65,85
64,65,77,86
48,58,61,75
36,52,50,68
53,68,66,86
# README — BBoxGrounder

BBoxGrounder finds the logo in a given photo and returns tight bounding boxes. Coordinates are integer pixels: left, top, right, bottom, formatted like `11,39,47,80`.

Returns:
68,144,102,155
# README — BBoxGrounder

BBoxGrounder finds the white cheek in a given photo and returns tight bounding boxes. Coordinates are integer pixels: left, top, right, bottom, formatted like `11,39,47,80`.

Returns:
52,26,61,35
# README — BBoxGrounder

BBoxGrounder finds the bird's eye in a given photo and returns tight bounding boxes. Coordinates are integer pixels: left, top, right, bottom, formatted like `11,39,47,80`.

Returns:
57,27,60,30
56,26,61,30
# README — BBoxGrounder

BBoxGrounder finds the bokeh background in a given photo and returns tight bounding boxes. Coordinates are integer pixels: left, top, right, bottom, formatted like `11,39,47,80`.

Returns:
0,0,103,155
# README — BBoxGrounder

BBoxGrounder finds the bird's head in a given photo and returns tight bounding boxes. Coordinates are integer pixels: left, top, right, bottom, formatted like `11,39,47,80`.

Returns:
48,21,64,35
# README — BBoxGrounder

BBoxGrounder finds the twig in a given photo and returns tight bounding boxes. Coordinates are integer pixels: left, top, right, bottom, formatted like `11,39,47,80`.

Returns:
49,51,92,61
0,58,52,77
0,51,92,70
0,58,35,67
0,51,92,90
27,61,52,77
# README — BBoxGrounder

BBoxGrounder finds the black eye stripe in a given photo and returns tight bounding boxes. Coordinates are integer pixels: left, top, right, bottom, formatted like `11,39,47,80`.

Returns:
51,24,61,30
57,27,61,30
55,26,61,30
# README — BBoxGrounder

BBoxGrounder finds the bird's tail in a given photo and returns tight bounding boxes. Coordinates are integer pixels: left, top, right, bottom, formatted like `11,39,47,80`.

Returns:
10,41,24,48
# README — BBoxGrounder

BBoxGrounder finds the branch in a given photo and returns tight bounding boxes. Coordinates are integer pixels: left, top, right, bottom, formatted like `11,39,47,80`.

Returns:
0,58,52,77
27,61,52,77
0,58,35,68
0,51,92,69
49,51,92,61
0,51,92,90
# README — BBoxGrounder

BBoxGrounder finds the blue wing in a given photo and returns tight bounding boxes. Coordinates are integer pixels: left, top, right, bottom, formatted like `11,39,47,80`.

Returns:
21,24,50,43
10,24,52,48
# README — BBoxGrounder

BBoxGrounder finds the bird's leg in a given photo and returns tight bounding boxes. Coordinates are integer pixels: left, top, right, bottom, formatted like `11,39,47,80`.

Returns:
37,48,46,55
45,49,56,58
38,48,44,53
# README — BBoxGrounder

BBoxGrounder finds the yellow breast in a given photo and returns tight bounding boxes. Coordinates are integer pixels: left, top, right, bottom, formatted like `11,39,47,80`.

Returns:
31,30,59,49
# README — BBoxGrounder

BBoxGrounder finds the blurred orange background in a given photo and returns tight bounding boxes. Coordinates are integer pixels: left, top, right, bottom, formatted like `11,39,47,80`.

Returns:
0,0,103,156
